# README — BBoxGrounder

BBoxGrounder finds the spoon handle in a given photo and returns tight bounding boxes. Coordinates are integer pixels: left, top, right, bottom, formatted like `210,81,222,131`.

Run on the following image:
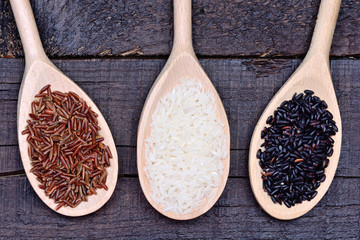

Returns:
10,0,47,64
306,0,341,61
172,0,194,55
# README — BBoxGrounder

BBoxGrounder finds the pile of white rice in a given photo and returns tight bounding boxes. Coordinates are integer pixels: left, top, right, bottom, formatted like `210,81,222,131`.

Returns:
144,78,228,215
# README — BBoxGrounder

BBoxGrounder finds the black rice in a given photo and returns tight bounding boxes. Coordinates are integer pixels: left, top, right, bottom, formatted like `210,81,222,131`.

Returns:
257,90,337,207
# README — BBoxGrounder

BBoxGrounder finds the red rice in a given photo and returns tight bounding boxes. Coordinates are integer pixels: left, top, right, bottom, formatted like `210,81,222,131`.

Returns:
22,85,112,211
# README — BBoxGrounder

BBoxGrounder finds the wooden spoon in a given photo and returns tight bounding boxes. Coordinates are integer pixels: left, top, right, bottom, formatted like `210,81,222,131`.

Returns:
137,0,230,220
249,0,342,220
12,0,118,216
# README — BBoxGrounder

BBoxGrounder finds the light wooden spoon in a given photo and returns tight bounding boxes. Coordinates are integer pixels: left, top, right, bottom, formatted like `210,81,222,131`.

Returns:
137,0,230,220
249,0,342,220
11,0,118,216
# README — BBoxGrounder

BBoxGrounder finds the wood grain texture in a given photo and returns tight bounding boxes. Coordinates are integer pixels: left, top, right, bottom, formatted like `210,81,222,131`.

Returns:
0,175,359,239
1,144,359,179
1,0,359,58
0,58,359,177
0,0,358,235
0,146,248,179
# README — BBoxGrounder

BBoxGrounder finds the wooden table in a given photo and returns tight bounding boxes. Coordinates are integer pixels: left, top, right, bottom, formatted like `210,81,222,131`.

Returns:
1,0,359,238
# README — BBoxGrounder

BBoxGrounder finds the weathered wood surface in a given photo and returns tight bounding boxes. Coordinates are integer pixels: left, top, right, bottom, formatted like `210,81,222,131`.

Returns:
0,176,358,239
1,0,360,237
0,58,359,238
0,58,359,178
1,0,360,58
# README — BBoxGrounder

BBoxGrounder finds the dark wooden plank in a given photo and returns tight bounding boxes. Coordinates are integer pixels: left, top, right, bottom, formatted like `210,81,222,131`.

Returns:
0,58,296,148
1,144,359,179
1,0,359,57
0,175,358,239
0,145,247,177
0,146,22,174
331,59,360,179
1,58,359,177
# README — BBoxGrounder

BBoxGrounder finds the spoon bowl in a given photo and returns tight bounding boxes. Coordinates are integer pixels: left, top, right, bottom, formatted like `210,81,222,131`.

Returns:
12,0,118,217
249,0,342,220
137,0,230,220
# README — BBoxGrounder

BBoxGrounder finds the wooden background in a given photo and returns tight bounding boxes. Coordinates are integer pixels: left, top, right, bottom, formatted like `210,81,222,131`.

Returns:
1,0,359,239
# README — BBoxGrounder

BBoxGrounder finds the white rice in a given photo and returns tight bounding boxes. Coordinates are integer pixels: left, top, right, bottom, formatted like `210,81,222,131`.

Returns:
144,78,228,215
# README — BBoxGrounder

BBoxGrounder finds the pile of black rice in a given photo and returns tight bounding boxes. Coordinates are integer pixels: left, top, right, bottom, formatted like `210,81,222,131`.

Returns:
257,90,338,208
